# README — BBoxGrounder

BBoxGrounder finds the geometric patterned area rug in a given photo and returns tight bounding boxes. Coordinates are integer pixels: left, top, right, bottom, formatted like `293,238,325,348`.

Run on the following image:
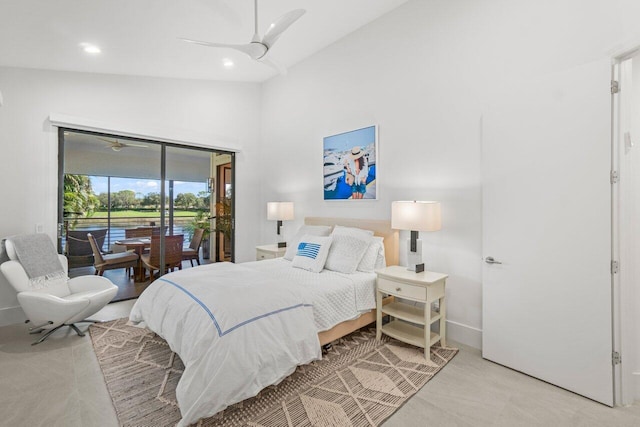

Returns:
89,318,458,427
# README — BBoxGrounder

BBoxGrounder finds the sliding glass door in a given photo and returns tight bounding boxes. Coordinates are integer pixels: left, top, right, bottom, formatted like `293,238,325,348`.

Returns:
58,129,234,299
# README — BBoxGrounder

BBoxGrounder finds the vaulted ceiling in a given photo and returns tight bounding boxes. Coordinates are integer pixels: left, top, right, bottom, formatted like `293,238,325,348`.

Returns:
0,0,409,82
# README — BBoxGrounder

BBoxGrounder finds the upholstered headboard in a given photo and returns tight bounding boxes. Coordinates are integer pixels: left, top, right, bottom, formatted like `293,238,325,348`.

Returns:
304,217,398,266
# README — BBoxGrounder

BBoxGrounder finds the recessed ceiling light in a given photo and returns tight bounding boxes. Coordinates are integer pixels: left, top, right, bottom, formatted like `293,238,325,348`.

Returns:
222,58,234,69
80,42,101,54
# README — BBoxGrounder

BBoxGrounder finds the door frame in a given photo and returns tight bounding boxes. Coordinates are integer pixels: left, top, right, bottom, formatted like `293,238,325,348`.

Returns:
611,47,640,406
215,161,233,262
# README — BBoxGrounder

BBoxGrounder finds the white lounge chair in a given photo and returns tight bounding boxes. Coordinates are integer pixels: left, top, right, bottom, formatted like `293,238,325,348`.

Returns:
1,238,118,345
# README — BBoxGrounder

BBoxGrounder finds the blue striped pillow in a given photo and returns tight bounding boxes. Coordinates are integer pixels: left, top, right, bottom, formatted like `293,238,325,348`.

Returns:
291,235,333,273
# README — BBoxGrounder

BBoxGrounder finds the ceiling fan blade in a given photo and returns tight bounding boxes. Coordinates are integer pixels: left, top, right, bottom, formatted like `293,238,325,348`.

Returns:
260,56,288,75
124,143,149,148
97,137,117,144
179,38,238,49
261,9,306,49
179,38,263,58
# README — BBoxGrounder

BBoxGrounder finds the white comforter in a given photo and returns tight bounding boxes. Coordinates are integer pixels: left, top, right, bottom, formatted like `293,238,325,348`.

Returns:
129,262,321,427
246,258,377,331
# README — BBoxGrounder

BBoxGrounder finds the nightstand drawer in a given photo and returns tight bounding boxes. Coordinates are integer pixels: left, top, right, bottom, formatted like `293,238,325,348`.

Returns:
256,250,277,261
377,277,426,301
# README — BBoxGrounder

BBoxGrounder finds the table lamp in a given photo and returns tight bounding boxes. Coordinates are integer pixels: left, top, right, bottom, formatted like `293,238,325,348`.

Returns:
267,202,294,247
391,201,441,271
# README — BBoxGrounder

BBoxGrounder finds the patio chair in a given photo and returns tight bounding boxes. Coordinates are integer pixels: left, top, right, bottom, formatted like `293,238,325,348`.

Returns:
182,228,204,267
88,233,139,277
125,227,153,239
65,228,107,268
141,234,184,281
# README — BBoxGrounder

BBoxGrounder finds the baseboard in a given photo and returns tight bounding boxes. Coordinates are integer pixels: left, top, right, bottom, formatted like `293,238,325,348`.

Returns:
446,319,482,349
0,305,26,327
633,372,640,403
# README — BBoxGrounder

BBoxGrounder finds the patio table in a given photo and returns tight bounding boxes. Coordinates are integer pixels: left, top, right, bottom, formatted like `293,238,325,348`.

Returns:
114,238,150,282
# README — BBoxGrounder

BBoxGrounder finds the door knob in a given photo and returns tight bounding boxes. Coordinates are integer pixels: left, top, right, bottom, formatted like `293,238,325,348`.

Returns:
485,256,503,265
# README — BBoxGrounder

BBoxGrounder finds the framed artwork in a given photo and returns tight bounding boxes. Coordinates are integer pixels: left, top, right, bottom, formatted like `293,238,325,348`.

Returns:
323,125,377,200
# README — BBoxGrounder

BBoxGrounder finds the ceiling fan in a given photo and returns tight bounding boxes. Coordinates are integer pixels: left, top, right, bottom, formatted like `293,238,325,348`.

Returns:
179,0,306,74
98,137,149,152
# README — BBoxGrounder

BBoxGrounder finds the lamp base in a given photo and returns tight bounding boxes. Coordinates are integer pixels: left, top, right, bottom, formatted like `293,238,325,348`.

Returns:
406,238,423,271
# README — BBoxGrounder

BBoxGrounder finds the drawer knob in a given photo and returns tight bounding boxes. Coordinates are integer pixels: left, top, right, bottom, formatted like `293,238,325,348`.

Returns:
395,287,401,292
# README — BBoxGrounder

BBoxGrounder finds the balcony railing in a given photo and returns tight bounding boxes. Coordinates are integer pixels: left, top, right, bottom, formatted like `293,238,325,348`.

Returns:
63,216,198,252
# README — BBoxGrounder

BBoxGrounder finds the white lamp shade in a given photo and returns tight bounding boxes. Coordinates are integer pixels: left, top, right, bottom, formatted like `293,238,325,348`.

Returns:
391,201,441,231
267,202,294,221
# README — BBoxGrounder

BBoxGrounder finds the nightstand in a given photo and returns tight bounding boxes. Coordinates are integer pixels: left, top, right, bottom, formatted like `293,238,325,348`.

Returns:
255,244,286,261
375,265,448,358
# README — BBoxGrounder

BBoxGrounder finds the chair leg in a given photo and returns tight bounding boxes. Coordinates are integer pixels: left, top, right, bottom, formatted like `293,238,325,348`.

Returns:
69,324,85,337
190,259,194,267
196,258,200,265
30,323,90,345
31,325,64,346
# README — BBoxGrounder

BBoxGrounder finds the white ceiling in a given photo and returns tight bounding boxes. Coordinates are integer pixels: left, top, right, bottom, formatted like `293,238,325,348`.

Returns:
0,0,409,82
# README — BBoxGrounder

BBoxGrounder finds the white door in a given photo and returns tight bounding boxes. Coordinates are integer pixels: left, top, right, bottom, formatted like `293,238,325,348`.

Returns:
482,59,614,405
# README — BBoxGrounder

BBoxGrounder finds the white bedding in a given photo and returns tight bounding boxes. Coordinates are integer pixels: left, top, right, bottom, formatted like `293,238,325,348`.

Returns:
129,262,321,427
246,258,377,331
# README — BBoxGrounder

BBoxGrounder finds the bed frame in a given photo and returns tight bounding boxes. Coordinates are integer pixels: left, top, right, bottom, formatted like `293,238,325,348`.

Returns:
304,217,398,346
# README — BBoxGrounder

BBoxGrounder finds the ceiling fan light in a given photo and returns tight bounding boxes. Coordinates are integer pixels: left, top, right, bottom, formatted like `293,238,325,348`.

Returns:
80,42,101,54
247,42,268,59
111,146,122,152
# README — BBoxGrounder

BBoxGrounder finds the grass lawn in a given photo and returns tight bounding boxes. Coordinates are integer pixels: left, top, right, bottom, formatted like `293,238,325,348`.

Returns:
90,210,200,218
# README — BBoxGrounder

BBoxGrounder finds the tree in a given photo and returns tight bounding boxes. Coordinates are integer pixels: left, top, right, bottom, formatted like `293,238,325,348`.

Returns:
175,192,197,209
196,191,210,210
112,190,136,209
64,174,99,227
142,192,162,209
97,192,110,209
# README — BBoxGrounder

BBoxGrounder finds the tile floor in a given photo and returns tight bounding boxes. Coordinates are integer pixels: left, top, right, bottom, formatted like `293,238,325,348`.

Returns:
0,300,639,427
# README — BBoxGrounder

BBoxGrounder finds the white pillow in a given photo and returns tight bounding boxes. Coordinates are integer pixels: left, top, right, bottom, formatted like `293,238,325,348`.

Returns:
357,236,385,272
284,225,332,260
291,235,333,273
324,226,373,274
374,240,387,269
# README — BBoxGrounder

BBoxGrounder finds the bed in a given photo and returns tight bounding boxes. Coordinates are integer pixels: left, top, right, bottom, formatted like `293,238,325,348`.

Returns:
129,217,398,427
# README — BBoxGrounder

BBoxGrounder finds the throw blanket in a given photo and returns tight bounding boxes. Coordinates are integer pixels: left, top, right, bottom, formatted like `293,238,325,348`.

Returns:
130,262,321,427
9,234,67,289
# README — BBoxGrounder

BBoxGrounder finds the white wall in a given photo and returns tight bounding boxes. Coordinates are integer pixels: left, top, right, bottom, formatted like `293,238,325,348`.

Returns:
260,0,640,349
0,67,262,324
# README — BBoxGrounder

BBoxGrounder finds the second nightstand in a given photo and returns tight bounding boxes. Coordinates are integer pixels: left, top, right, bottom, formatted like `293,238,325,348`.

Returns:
255,244,287,261
375,265,448,359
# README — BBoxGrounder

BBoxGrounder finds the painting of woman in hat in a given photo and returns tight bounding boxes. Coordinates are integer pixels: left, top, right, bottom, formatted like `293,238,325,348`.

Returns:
323,125,377,200
344,146,369,199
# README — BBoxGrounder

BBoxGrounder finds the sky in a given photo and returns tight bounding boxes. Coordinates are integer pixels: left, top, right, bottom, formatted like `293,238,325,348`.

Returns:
90,176,207,198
